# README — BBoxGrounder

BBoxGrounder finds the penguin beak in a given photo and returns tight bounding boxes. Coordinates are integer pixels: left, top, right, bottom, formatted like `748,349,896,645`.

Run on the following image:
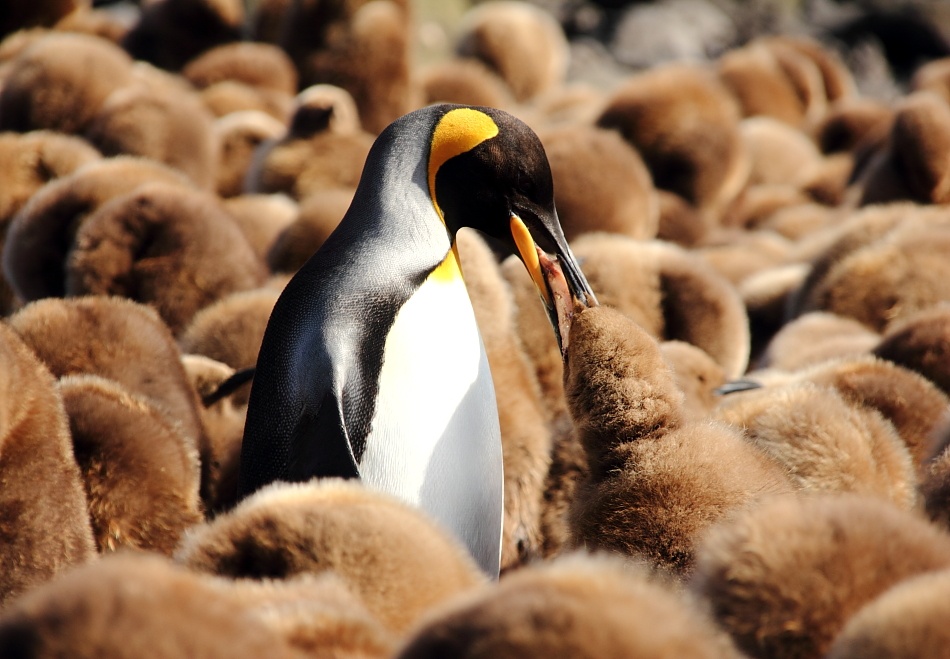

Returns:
509,213,598,358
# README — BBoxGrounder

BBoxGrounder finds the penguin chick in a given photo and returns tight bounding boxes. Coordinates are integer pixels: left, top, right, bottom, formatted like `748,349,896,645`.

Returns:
266,187,354,274
66,182,268,334
0,0,84,37
180,354,245,513
199,80,294,122
660,340,728,422
714,382,918,508
0,32,134,134
222,193,299,263
911,56,950,104
289,84,363,137
812,97,894,155
691,493,950,659
239,105,598,578
566,306,792,575
537,124,659,242
420,58,515,110
697,228,794,286
0,552,312,659
721,183,812,231
395,553,742,659
59,374,203,554
597,62,749,217
213,110,286,198
7,296,205,458
655,189,708,247
792,355,950,471
182,41,298,95
179,287,281,405
455,1,569,103
757,311,881,372
121,0,243,72
3,155,192,303
0,322,95,607
176,479,486,634
84,81,219,190
826,567,950,659
739,262,811,364
456,229,551,572
874,304,950,397
740,116,823,188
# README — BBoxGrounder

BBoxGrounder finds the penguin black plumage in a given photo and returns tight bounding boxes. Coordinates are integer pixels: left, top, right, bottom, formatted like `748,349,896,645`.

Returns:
238,104,596,577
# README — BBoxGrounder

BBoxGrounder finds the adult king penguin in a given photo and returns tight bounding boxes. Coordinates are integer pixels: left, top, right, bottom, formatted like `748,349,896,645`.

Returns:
238,104,596,577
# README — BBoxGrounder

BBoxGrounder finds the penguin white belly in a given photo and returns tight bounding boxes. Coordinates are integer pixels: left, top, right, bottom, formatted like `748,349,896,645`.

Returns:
359,269,504,576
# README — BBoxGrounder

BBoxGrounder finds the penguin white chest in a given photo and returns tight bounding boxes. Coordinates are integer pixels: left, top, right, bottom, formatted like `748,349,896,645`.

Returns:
359,267,503,574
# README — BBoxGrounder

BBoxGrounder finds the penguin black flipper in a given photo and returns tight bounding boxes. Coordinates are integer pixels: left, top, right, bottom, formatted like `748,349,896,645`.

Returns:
286,390,360,481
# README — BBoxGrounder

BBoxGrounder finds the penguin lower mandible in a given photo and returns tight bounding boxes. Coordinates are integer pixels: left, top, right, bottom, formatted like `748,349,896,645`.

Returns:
238,104,597,577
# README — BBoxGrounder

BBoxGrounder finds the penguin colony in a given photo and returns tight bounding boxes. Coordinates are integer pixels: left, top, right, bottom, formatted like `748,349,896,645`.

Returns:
3,0,950,656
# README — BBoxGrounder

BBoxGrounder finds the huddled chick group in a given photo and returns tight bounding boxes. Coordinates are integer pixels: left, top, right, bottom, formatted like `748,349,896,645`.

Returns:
2,0,950,657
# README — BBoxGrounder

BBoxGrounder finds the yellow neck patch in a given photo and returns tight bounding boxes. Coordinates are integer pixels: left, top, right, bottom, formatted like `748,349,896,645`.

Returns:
427,108,499,223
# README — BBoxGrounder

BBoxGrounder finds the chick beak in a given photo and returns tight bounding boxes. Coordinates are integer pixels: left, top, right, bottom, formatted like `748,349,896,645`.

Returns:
510,213,597,359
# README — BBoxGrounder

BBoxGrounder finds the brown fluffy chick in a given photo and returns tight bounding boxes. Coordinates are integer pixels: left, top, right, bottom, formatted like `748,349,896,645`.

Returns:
537,124,659,242
852,92,950,206
84,80,219,190
457,230,551,572
0,32,134,134
59,374,203,554
213,110,286,198
714,382,918,508
179,287,280,405
566,306,792,575
66,182,268,334
182,41,298,96
812,97,895,155
7,295,205,459
0,321,95,607
740,116,823,188
874,303,950,397
176,479,486,634
660,340,728,422
267,187,354,273
572,234,752,379
199,79,294,122
455,1,569,104
396,553,742,659
222,193,299,263
826,567,950,659
739,262,811,363
121,0,243,71
281,0,413,134
796,214,950,333
911,56,950,104
597,62,749,219
419,58,515,109
2,155,192,302
691,493,950,659
0,552,327,659
180,354,245,513
757,311,881,372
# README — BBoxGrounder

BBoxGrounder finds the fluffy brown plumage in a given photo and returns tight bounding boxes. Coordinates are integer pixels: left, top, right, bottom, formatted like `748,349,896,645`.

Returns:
213,110,286,198
222,193,298,263
7,296,206,459
457,230,551,572
0,321,95,607
175,480,485,634
0,32,134,134
537,124,659,242
3,156,192,303
597,62,749,218
660,340,728,422
0,0,85,37
714,382,917,507
266,187,353,273
199,79,294,121
691,493,950,659
740,116,823,188
182,41,298,95
178,287,280,405
84,80,219,190
59,374,203,554
812,98,895,155
455,1,569,103
419,58,515,109
757,311,881,372
565,306,792,575
739,262,811,363
826,567,950,659
66,182,268,334
874,304,950,397
396,553,742,659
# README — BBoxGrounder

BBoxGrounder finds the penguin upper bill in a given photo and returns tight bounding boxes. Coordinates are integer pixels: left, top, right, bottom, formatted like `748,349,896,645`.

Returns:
430,105,598,354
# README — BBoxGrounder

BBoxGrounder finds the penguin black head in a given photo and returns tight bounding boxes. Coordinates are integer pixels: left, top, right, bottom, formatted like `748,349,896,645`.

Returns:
427,105,597,355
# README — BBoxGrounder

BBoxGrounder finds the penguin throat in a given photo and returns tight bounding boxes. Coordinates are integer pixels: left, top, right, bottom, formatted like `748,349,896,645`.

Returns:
428,244,463,283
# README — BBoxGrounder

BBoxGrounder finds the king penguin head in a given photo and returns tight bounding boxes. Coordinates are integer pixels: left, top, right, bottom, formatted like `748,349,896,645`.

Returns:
423,104,598,356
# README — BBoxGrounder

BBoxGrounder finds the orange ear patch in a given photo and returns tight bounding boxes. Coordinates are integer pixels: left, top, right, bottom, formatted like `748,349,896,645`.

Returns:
428,108,499,221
